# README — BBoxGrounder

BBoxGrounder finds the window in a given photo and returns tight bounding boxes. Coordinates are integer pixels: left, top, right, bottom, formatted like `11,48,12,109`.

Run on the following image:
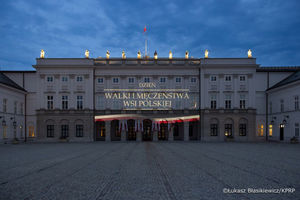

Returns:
239,124,247,136
76,76,83,82
240,95,246,109
269,102,272,114
20,103,23,115
144,77,150,82
269,125,273,136
225,75,232,82
210,95,217,109
47,96,53,110
47,76,53,82
76,125,84,137
128,77,135,83
112,77,119,83
61,125,69,138
97,78,104,83
14,101,17,114
77,96,83,110
258,124,264,136
224,124,233,137
295,96,299,110
29,126,35,137
295,123,299,137
210,124,218,136
239,76,246,81
225,95,231,109
175,77,182,83
62,76,68,82
62,96,68,110
210,75,217,82
47,125,54,137
280,99,284,112
160,77,166,83
3,99,7,113
191,77,197,83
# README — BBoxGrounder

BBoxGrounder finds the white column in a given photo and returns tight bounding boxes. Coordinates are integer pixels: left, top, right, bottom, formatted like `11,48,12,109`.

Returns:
184,121,189,141
121,121,126,142
105,121,111,142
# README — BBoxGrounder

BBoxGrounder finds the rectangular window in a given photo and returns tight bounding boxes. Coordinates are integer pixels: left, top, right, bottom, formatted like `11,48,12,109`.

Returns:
20,103,23,115
210,95,217,109
175,77,182,83
62,76,68,82
76,125,84,137
29,126,35,137
210,124,218,136
47,96,53,110
160,77,166,83
224,124,233,136
191,77,197,83
61,125,69,138
225,95,231,109
295,123,299,137
47,76,53,82
258,124,264,136
269,125,273,136
144,77,150,82
14,101,17,114
97,78,104,83
77,95,83,110
239,76,246,81
62,96,68,110
239,124,247,136
128,77,135,83
76,76,83,82
47,125,54,137
240,95,246,109
295,96,299,110
3,99,7,113
112,77,119,83
210,75,217,82
280,99,284,112
225,75,232,82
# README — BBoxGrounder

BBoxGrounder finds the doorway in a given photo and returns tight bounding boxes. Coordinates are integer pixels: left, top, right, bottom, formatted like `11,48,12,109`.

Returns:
143,119,152,141
127,119,136,141
280,124,284,141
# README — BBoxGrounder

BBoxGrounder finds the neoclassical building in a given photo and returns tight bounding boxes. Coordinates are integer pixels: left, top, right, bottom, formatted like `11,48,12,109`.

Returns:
0,51,299,142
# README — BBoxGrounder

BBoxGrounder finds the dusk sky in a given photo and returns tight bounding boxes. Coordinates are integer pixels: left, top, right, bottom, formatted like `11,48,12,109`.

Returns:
0,0,300,70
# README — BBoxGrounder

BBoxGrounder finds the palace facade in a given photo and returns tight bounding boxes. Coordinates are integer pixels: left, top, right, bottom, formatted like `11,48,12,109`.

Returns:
0,54,299,142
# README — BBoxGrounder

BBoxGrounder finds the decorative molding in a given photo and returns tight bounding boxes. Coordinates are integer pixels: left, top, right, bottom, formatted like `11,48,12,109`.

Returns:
84,74,89,79
40,74,46,79
54,74,60,79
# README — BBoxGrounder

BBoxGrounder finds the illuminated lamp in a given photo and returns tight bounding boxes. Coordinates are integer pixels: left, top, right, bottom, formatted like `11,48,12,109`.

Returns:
122,50,126,59
106,50,110,59
85,50,89,58
169,51,172,59
137,50,141,59
40,49,45,58
248,49,252,58
205,49,209,58
154,51,158,59
185,51,189,59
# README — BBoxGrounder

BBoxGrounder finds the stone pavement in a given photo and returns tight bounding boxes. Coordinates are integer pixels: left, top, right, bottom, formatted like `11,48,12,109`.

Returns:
0,142,299,200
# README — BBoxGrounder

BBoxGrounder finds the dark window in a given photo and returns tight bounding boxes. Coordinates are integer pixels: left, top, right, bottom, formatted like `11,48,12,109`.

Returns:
76,125,84,137
240,100,246,109
225,124,233,137
239,124,247,136
239,76,246,81
225,100,231,109
295,96,299,110
225,76,231,81
210,76,217,81
211,100,216,109
144,77,150,82
210,124,218,136
47,125,54,137
62,96,68,110
61,125,69,138
77,96,83,110
97,78,104,83
47,96,53,110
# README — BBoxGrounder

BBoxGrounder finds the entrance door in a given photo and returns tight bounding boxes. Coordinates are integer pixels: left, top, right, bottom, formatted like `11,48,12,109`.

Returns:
143,119,152,141
280,124,284,141
95,121,105,141
127,119,136,141
158,123,168,140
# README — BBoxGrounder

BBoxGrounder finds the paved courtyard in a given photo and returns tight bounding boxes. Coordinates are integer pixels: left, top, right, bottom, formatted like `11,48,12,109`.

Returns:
0,142,299,200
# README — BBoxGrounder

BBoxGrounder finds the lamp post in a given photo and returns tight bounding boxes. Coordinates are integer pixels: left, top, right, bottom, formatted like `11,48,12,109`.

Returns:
11,117,18,142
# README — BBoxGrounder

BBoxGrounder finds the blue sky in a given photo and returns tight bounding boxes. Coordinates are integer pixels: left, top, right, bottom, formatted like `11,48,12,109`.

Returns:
0,0,300,70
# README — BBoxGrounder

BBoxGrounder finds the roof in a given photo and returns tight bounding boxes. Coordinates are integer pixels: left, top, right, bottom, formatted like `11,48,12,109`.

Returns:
0,72,27,92
267,70,300,91
257,66,300,72
0,70,36,73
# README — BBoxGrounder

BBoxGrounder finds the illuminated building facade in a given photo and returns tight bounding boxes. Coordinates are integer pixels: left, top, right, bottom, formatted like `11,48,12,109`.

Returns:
1,55,299,142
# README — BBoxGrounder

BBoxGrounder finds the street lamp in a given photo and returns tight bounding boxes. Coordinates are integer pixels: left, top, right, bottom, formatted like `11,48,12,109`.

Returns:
11,117,17,141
